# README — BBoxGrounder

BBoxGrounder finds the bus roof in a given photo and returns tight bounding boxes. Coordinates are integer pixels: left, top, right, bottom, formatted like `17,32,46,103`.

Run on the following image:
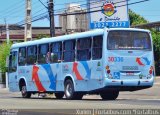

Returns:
11,28,150,49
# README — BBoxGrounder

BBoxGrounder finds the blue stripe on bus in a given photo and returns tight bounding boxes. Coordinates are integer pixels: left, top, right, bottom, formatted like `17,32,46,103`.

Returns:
41,64,56,90
80,61,91,79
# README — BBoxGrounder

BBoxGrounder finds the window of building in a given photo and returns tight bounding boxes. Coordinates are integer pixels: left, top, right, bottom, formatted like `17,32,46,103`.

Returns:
77,37,91,61
27,45,37,65
9,51,17,73
19,47,26,66
92,35,103,60
63,40,75,62
38,44,49,64
51,42,62,63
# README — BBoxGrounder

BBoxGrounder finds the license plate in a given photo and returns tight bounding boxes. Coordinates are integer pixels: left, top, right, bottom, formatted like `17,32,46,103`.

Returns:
126,72,134,76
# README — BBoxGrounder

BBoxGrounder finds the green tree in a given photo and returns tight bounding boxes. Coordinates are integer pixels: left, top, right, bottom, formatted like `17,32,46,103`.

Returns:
150,30,160,75
151,29,160,51
0,42,11,73
129,9,148,26
36,34,50,40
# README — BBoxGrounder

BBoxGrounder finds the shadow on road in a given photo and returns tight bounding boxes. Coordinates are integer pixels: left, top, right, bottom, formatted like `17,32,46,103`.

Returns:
11,96,160,103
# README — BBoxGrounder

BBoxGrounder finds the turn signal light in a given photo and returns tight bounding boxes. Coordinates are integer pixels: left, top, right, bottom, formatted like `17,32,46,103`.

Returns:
106,66,109,70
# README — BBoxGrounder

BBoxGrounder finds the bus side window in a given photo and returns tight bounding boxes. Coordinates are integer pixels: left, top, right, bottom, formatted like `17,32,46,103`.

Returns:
63,40,75,62
92,35,103,60
77,37,91,61
9,51,18,73
38,44,49,64
51,42,62,63
19,47,26,66
27,45,37,65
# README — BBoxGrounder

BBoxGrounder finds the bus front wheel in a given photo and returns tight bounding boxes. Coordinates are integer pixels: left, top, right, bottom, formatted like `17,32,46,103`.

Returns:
21,85,31,98
100,91,119,100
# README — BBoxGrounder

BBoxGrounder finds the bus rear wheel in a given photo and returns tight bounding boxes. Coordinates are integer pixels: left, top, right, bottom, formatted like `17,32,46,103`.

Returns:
21,85,31,98
100,91,119,100
64,79,83,100
55,93,64,99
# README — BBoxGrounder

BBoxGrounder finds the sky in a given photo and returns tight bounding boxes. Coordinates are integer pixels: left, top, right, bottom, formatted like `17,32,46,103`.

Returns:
0,0,159,27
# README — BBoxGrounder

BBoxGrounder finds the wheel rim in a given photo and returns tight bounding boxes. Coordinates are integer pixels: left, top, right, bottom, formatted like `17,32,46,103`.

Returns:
66,83,73,97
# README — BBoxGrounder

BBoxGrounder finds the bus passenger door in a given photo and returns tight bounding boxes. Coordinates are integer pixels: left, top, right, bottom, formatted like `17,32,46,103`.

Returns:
8,51,19,92
88,35,103,91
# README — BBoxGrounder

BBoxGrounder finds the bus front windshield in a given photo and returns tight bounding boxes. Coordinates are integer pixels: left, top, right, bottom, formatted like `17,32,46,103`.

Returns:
107,30,151,50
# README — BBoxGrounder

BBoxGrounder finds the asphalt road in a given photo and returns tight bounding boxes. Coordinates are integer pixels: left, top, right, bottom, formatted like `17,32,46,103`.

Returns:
0,77,160,115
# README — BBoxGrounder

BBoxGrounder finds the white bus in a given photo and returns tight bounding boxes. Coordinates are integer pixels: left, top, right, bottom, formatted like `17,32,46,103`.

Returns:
8,28,154,100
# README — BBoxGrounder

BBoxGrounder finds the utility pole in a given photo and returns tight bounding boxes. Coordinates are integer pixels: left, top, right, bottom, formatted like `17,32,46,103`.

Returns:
4,19,9,89
4,19,9,44
25,0,32,41
65,10,68,34
48,0,55,37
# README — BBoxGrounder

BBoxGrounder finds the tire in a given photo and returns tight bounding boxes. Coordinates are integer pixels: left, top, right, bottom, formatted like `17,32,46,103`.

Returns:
100,91,119,100
21,85,31,98
64,79,75,99
64,79,83,100
55,93,64,99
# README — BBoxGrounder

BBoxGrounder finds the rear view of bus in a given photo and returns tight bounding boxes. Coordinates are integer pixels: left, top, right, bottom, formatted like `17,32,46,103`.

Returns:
103,28,154,99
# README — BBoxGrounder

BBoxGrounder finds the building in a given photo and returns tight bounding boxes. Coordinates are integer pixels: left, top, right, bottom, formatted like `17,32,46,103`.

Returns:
131,21,160,31
59,4,89,34
0,25,63,43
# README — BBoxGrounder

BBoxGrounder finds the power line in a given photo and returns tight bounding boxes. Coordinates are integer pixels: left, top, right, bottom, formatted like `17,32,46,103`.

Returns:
0,0,24,14
55,0,149,16
32,1,48,17
1,0,150,35
54,0,127,15
38,0,48,9
0,1,25,18
0,0,46,23
12,0,149,26
16,0,150,27
53,0,100,13
32,8,47,16
54,0,107,6
54,0,86,6
16,11,48,26
53,0,129,13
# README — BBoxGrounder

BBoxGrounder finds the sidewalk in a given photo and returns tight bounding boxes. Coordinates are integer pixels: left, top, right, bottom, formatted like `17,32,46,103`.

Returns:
0,88,9,92
155,76,160,85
